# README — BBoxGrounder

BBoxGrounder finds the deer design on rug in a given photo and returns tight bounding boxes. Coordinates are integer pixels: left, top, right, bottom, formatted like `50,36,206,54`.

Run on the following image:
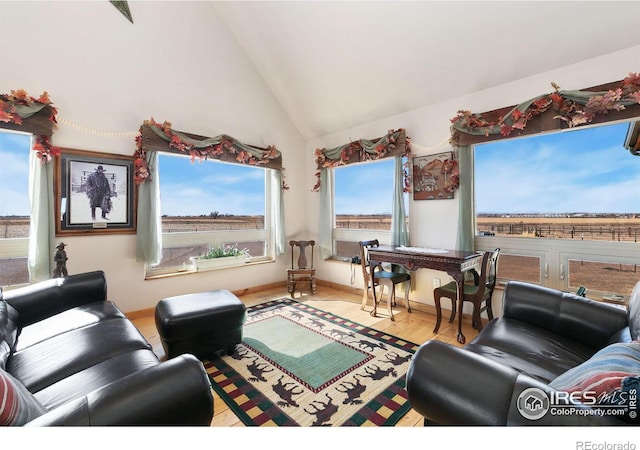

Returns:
288,310,304,321
272,375,304,408
351,338,387,352
306,317,325,330
381,351,412,366
246,356,274,382
335,374,366,405
304,393,338,426
328,328,356,340
360,363,397,380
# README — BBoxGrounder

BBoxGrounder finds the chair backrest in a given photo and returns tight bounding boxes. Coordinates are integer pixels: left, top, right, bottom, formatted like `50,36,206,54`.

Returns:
358,239,379,284
476,248,500,299
289,240,315,270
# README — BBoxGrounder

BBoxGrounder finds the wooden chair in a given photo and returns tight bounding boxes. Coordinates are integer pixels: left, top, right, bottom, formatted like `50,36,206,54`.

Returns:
287,240,316,298
433,248,500,333
359,239,411,321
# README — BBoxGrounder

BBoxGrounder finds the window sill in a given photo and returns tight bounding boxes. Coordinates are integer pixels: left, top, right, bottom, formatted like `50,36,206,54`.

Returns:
145,258,274,280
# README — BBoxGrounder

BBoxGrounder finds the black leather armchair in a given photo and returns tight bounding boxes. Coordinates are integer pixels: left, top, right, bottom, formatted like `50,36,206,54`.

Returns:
406,281,638,426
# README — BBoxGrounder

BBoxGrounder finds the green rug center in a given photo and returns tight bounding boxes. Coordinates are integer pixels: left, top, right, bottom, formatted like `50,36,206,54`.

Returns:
244,315,369,389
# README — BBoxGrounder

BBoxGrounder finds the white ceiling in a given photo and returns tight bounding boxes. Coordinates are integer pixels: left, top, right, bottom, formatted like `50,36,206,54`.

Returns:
213,1,640,141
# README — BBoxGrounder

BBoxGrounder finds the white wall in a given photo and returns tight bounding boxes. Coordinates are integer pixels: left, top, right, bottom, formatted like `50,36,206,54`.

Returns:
0,1,307,312
306,45,640,313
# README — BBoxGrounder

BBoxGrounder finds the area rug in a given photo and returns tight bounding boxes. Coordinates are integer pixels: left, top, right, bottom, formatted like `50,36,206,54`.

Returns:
202,298,418,426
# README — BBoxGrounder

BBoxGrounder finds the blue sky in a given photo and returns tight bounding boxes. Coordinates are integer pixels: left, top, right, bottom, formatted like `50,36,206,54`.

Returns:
475,122,640,214
335,158,395,215
158,153,266,216
0,131,30,216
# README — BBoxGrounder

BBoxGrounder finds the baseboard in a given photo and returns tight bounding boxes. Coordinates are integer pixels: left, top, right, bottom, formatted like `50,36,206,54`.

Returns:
126,278,471,322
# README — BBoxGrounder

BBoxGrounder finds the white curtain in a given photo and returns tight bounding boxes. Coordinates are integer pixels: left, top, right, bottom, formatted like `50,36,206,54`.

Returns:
318,169,334,260
28,151,55,282
135,150,162,264
391,155,409,247
455,145,474,252
270,169,286,255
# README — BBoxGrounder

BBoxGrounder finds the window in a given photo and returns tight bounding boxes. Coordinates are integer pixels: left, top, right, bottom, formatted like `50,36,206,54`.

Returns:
332,158,404,259
474,121,640,300
0,130,32,286
147,153,273,276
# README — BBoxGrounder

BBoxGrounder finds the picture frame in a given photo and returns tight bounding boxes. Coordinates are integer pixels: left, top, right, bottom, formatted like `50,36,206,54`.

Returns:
412,150,459,200
55,148,137,235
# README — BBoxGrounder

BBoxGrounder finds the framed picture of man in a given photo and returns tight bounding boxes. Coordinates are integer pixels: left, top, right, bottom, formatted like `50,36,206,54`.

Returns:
55,148,137,235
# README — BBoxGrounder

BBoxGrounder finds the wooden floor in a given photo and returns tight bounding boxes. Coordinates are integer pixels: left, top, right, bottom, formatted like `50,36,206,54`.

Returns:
130,282,479,427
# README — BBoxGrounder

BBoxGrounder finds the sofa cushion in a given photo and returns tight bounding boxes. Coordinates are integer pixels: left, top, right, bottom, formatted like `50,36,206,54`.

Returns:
466,317,596,383
0,300,19,370
627,281,640,341
0,368,46,425
13,301,126,352
549,341,640,404
8,316,152,393
33,349,159,410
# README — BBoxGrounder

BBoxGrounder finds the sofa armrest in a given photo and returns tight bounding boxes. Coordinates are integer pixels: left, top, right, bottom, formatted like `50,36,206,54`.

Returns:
25,354,214,426
406,340,520,425
502,281,629,348
3,271,108,327
406,340,622,426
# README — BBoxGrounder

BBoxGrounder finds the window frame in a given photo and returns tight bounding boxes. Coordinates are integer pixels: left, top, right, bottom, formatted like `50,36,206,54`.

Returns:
474,119,640,300
145,157,276,278
0,130,32,287
329,158,399,259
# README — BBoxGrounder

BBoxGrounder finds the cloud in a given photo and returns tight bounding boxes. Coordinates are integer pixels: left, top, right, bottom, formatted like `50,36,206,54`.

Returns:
475,123,640,214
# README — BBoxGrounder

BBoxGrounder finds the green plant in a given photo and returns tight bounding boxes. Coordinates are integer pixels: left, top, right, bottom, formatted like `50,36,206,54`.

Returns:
197,244,249,260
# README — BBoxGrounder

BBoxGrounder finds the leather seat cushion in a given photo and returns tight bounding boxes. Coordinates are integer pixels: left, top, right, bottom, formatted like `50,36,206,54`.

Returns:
33,349,159,410
14,301,126,352
7,317,152,393
466,317,597,383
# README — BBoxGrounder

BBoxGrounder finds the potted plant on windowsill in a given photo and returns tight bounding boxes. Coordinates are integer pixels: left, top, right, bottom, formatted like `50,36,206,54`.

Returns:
190,244,250,271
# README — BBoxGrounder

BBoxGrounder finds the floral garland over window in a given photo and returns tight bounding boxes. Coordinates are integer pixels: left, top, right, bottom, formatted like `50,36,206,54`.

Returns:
441,152,459,193
133,118,285,187
450,72,640,141
0,90,58,163
312,128,412,192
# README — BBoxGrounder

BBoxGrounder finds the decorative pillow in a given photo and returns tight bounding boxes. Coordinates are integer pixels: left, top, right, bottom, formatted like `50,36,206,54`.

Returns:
0,369,46,426
550,341,640,423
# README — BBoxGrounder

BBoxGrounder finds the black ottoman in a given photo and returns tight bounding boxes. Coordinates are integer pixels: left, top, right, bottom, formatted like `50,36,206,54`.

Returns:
155,289,247,359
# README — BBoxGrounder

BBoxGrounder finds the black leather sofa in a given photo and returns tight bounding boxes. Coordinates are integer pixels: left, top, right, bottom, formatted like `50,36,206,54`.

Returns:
406,280,640,425
0,271,214,426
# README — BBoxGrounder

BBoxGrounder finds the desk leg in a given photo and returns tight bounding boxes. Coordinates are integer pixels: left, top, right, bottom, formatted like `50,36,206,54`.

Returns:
369,260,379,318
451,271,466,344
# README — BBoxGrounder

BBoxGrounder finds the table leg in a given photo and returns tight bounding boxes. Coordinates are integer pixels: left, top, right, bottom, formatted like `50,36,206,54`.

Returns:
452,271,466,344
370,259,379,317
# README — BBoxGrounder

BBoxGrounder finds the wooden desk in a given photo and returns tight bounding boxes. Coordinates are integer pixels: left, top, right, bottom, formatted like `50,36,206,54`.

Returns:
367,245,482,344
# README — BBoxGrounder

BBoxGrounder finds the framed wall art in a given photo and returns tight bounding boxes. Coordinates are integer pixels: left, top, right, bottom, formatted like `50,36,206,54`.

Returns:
412,150,459,200
55,148,137,235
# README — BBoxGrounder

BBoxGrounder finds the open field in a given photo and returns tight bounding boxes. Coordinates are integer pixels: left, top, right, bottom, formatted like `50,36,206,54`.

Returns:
2,215,638,297
476,215,640,242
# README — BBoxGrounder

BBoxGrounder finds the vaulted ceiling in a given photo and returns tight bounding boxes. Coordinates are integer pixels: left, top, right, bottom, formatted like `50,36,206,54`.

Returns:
212,1,640,140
